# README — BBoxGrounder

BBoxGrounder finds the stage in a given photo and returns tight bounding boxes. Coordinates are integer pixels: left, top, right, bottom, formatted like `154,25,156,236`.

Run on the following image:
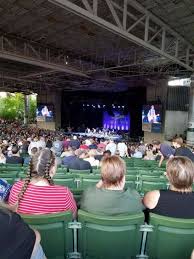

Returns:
65,132,122,141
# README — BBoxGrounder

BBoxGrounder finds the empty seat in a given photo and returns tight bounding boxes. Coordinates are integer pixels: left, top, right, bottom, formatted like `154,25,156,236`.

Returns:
53,175,76,189
125,175,137,189
78,210,144,259
140,177,168,194
68,169,91,174
146,213,194,259
80,175,100,189
22,211,73,259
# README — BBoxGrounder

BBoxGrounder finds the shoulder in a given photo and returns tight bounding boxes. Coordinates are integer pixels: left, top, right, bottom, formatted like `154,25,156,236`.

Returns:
11,180,23,191
143,190,160,209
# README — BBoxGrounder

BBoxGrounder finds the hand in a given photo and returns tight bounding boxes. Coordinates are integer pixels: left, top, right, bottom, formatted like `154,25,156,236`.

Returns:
96,180,103,188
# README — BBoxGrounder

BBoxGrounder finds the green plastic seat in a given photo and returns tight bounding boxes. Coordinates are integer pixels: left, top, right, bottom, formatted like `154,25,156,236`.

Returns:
56,168,67,174
92,168,100,174
125,175,137,189
80,175,100,189
140,178,167,194
78,210,144,259
53,175,76,188
0,172,18,184
146,213,194,259
22,211,73,259
68,169,91,174
126,169,139,175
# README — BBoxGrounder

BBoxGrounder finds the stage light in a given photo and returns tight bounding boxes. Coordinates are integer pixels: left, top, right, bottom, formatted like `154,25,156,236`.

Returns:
87,104,89,107
118,106,120,108
122,106,124,108
98,105,100,108
168,78,190,86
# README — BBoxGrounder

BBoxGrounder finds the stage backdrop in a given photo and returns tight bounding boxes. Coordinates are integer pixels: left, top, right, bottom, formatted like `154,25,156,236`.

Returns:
103,111,130,131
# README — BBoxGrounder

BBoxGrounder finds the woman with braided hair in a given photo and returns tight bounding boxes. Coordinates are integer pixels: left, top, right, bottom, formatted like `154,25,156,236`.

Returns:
8,148,77,216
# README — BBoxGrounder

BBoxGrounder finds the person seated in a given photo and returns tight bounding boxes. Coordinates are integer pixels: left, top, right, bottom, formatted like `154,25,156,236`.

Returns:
143,144,156,160
23,147,38,165
8,148,77,216
143,156,194,218
172,137,194,162
52,136,63,157
0,148,6,164
0,203,45,259
84,149,100,167
81,155,144,215
6,145,24,165
67,149,92,171
131,147,143,159
61,149,76,167
69,136,80,150
95,150,111,162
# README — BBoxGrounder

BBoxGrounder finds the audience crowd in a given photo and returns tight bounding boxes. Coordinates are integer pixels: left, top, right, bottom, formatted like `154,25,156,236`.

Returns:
0,119,194,258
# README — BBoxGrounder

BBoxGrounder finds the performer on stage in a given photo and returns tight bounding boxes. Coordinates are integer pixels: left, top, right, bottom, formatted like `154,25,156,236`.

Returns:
41,105,49,117
147,105,157,123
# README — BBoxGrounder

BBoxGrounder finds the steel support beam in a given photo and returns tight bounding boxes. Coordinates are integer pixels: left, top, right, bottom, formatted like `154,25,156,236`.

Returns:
0,50,87,77
48,0,194,72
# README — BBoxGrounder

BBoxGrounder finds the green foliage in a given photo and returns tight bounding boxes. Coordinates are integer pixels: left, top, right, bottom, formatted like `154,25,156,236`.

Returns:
0,93,37,121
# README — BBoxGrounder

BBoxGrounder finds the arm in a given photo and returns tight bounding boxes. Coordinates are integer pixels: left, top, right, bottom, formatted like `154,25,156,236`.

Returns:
30,229,41,256
158,154,164,167
96,180,103,188
143,190,160,209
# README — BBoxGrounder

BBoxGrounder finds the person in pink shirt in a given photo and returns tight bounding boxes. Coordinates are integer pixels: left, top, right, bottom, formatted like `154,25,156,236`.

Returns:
9,148,77,217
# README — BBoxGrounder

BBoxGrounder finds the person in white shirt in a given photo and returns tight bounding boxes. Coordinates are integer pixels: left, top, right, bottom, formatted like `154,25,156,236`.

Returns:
84,149,99,167
36,136,46,150
117,141,129,158
28,137,39,155
106,140,116,155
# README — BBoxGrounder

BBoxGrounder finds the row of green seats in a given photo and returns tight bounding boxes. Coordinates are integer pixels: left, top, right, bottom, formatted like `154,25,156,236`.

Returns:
22,211,194,259
0,171,169,196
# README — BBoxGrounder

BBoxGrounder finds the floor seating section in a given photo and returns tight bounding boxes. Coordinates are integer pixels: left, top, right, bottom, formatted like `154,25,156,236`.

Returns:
0,159,168,198
21,211,194,259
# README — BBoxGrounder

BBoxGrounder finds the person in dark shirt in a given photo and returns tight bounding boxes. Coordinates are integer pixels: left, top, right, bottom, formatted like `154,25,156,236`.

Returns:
67,149,91,171
143,156,194,218
69,136,80,150
0,204,45,259
152,140,175,167
6,145,24,165
172,137,194,162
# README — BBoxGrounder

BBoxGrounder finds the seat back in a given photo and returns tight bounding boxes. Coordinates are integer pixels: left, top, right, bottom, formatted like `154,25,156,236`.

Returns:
69,169,91,174
53,174,76,188
146,213,194,259
78,210,144,259
0,172,18,184
22,211,73,259
81,174,100,189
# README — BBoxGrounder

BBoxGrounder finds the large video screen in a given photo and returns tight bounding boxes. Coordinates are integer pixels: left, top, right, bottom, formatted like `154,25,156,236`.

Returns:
103,110,130,131
142,104,162,132
36,104,54,122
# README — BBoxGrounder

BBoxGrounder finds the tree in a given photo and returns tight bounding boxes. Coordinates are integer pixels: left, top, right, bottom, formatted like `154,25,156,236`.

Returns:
0,93,37,121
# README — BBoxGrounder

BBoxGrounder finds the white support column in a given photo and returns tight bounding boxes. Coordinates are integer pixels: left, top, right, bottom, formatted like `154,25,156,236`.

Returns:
24,94,29,125
187,75,194,145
